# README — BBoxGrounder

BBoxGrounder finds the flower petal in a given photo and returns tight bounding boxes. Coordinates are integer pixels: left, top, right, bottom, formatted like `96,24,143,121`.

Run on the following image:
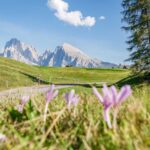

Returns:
65,90,79,109
17,104,24,113
102,84,112,100
0,133,7,142
117,85,132,103
65,92,69,103
21,95,30,105
93,87,104,103
46,91,53,103
46,85,58,103
69,89,75,100
52,90,59,99
50,84,55,92
110,85,118,104
73,94,79,106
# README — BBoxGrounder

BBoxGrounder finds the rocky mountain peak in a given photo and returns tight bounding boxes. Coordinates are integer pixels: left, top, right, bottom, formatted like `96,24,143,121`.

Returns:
3,38,39,65
1,38,117,68
4,38,21,49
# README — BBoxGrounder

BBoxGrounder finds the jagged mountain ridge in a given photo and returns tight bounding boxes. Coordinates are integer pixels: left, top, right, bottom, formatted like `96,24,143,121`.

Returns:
3,38,39,65
42,43,103,68
39,49,53,66
1,38,117,68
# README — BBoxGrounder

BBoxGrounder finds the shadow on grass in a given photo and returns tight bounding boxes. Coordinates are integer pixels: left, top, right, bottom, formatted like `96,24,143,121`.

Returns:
54,83,103,88
19,71,150,89
19,71,104,88
20,72,50,84
85,68,125,71
54,83,92,88
20,72,108,88
19,71,102,88
115,72,150,87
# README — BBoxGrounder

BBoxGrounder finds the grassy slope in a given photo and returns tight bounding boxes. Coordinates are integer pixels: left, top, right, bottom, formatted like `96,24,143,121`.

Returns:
0,57,129,91
0,57,150,149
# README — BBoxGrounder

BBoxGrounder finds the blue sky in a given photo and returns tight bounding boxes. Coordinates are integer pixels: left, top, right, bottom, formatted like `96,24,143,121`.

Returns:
0,0,129,64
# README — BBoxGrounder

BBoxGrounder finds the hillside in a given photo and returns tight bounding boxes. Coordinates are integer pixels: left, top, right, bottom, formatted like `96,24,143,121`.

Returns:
0,57,129,91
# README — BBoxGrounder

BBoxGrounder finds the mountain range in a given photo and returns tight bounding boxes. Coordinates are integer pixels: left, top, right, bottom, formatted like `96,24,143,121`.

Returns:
0,38,117,68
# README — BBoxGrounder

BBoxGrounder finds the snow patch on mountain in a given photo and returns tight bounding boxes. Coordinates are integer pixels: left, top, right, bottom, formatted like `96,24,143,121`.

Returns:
39,49,53,66
3,38,39,65
1,38,118,68
39,43,117,68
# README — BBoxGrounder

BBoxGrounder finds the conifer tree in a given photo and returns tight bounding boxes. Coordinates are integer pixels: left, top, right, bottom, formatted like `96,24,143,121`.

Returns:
122,0,150,72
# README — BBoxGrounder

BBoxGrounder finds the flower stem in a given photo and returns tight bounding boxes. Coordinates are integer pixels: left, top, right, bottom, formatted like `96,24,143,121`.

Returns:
113,108,118,131
44,102,49,124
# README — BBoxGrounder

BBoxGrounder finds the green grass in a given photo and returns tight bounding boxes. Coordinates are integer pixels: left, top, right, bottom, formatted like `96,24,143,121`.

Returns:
0,57,150,149
0,57,129,91
0,85,149,149
116,72,150,87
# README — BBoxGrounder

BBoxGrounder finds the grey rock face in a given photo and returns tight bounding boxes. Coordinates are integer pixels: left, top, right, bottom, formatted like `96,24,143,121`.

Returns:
2,38,117,68
3,38,39,65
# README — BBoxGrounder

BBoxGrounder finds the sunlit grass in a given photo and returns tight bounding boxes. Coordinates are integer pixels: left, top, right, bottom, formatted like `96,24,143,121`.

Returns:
0,57,129,91
0,57,149,149
0,85,149,149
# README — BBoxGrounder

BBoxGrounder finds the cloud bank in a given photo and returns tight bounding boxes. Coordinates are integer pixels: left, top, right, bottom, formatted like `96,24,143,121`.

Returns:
47,0,96,27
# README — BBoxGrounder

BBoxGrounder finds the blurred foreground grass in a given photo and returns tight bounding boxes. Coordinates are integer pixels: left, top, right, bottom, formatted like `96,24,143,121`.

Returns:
0,85,150,150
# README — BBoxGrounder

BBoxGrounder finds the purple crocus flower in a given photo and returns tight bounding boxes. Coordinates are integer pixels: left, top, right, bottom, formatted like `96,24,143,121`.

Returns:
0,133,7,142
65,89,79,109
17,104,24,113
44,84,58,123
93,84,132,128
16,96,30,113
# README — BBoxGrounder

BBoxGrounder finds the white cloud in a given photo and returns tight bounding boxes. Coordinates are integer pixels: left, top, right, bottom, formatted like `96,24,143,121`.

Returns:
47,0,96,27
99,16,106,20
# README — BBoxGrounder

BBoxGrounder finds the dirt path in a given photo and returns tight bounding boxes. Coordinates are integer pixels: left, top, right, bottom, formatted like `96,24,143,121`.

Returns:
0,82,106,100
0,85,73,100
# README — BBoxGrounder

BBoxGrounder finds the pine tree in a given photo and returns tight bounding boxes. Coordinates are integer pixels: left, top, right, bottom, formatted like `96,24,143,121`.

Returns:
122,0,150,73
